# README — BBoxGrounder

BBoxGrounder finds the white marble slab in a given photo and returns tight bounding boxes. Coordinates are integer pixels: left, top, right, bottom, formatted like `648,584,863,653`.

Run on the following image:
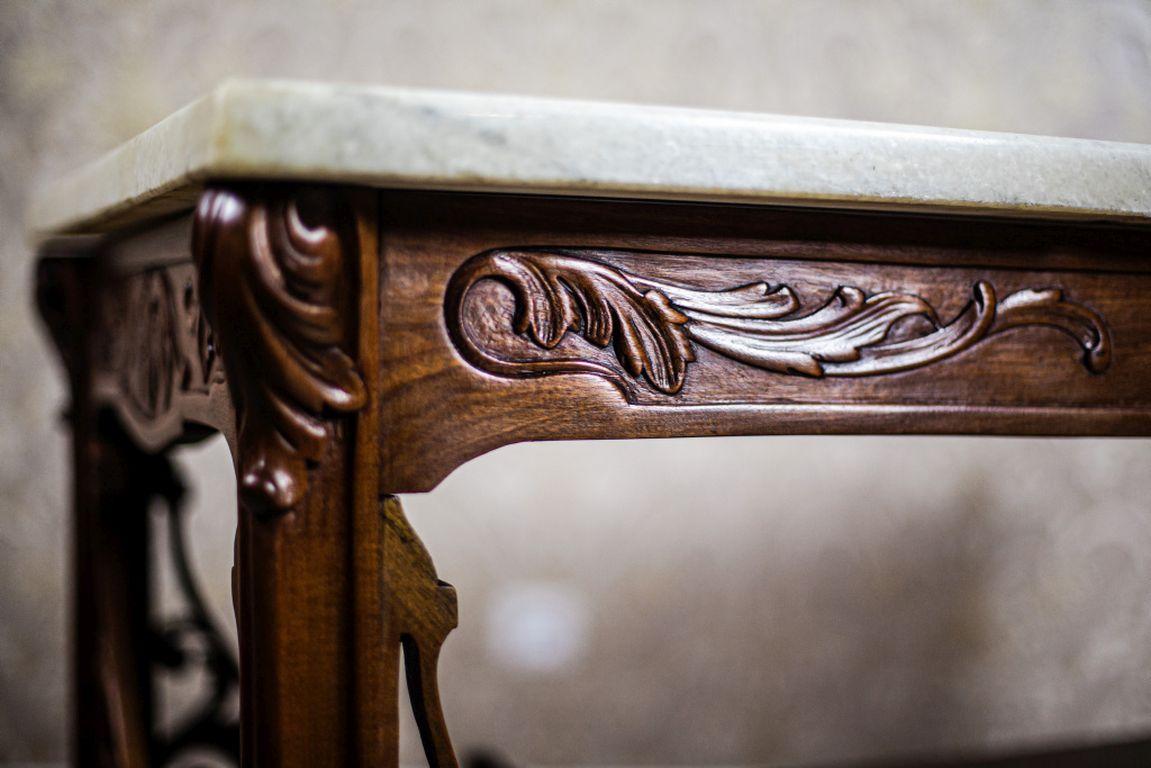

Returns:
28,79,1151,236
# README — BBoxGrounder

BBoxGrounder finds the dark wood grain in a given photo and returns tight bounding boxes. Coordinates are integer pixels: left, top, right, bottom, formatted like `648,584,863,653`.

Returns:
35,185,1151,767
38,186,462,768
192,186,368,514
376,192,1151,492
38,257,156,768
446,248,1109,394
191,185,373,768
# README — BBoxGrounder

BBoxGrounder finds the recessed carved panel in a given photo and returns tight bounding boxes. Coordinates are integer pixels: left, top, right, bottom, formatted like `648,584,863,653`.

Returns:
368,192,1151,492
445,248,1111,399
94,263,227,446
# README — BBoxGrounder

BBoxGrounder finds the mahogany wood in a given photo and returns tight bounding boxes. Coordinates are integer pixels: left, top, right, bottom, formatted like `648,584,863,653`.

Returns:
377,192,1151,492
39,257,156,768
34,183,1151,767
37,185,461,768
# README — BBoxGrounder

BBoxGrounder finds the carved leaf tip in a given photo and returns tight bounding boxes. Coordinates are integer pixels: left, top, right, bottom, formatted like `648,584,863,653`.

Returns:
995,287,1112,374
238,435,305,514
193,187,365,516
446,250,697,395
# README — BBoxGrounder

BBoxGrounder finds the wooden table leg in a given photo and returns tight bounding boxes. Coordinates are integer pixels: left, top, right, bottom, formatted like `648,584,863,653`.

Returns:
194,185,373,766
194,185,459,767
38,184,464,768
38,259,155,768
71,416,157,767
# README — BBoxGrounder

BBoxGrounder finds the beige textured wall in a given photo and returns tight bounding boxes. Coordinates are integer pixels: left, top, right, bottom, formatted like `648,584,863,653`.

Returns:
4,1,1151,765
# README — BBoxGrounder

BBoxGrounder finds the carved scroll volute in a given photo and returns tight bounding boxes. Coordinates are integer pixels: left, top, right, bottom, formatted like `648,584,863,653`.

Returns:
446,249,1112,398
192,186,367,514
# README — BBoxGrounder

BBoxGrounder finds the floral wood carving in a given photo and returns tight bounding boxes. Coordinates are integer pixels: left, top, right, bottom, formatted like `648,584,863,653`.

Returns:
445,249,1111,396
193,187,367,514
96,264,224,435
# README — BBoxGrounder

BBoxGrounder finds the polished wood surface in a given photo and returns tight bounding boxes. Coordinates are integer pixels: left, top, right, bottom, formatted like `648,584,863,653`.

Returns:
34,184,1151,767
377,192,1151,492
39,257,155,768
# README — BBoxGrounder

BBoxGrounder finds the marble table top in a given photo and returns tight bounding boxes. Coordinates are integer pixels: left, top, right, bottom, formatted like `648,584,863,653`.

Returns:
28,79,1151,237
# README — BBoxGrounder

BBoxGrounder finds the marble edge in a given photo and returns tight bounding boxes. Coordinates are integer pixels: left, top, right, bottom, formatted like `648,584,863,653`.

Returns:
27,78,1151,238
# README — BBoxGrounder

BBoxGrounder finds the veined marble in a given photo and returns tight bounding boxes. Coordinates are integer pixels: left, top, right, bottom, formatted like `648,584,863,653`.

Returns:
28,79,1151,236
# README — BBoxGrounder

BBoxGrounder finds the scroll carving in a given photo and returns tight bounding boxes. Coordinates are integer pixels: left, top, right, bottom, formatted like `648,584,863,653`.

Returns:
193,187,367,514
445,249,1112,397
95,264,225,444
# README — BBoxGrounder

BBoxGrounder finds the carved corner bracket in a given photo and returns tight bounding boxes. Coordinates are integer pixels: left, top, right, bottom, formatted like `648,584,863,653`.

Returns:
384,496,460,766
445,249,1112,398
192,186,367,514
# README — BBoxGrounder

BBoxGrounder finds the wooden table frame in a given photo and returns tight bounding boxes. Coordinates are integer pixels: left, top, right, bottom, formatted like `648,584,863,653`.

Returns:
35,182,1151,767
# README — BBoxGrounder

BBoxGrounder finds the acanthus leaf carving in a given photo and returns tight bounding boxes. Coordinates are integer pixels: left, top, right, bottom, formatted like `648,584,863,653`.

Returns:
193,187,366,515
448,251,696,393
445,249,1112,397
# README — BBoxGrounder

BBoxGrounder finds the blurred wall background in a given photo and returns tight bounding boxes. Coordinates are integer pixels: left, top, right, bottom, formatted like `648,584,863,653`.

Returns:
4,1,1151,765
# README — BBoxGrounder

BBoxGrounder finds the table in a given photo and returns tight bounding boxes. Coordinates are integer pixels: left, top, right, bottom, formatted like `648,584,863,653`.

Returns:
30,80,1151,767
